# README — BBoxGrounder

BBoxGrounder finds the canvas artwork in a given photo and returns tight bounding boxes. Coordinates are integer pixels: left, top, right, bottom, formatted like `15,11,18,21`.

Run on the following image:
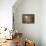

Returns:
22,14,35,24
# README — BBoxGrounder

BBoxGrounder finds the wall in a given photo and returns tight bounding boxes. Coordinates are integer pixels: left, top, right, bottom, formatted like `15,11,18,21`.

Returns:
41,0,46,46
0,0,16,30
13,0,41,46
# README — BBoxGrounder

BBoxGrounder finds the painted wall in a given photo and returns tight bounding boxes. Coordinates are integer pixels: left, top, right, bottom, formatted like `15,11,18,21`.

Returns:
41,0,46,46
13,0,41,46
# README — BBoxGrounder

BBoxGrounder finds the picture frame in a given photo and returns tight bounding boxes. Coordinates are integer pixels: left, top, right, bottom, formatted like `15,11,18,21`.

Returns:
22,14,35,24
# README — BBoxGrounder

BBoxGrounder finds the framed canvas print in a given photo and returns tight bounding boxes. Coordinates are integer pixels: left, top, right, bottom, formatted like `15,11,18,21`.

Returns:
22,14,35,24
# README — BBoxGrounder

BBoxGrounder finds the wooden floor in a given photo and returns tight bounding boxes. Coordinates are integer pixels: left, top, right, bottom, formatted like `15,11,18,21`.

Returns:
0,39,16,46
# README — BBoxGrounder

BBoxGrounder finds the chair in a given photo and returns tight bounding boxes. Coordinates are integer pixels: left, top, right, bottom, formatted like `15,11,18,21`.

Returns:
25,40,35,46
13,33,23,46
